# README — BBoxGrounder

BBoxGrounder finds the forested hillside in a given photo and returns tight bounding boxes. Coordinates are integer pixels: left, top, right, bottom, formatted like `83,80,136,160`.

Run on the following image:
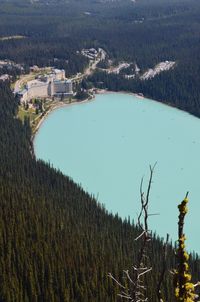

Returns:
0,82,199,300
0,0,200,117
1,0,200,300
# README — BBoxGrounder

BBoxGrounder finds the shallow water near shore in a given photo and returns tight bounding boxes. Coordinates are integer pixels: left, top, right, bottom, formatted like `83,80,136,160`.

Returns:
34,93,200,254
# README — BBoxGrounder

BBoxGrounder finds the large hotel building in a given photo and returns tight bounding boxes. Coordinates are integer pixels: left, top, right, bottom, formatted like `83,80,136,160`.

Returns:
18,69,73,103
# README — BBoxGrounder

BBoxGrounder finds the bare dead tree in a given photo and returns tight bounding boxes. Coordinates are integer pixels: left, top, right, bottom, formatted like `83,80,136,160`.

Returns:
108,164,156,302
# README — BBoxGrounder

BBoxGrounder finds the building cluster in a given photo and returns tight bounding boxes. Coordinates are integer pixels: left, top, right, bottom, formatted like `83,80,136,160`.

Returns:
81,48,98,60
18,69,73,103
0,59,24,71
107,62,131,75
0,74,10,81
81,48,107,61
140,61,176,80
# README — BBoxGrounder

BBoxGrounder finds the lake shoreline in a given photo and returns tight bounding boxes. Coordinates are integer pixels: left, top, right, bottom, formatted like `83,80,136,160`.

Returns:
32,88,196,144
31,96,95,142
34,91,200,254
32,90,144,143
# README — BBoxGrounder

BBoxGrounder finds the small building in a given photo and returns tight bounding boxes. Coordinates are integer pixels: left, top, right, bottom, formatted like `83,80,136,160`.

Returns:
54,69,65,81
18,89,28,103
0,74,10,81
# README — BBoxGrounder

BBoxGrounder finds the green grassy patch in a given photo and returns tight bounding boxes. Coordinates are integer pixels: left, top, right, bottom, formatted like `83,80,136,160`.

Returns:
17,106,36,123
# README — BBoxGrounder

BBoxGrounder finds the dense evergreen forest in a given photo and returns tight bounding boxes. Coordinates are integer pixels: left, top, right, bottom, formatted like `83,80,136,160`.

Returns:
0,0,200,116
0,76,200,301
0,0,200,300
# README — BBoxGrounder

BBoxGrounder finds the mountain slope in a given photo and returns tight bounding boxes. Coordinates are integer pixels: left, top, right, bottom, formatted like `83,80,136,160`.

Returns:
0,82,196,301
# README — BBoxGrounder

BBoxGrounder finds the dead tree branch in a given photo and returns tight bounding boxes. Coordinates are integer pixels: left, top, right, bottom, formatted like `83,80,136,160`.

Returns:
109,164,156,301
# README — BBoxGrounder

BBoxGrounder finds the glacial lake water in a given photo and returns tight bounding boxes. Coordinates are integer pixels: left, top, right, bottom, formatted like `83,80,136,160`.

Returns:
34,93,200,254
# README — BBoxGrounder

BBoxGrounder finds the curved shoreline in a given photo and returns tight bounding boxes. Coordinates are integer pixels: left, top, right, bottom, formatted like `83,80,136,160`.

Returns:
31,90,141,142
32,89,197,144
33,90,200,254
31,96,96,142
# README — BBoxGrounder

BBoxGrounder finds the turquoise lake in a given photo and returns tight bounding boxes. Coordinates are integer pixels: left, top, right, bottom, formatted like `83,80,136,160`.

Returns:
34,93,200,254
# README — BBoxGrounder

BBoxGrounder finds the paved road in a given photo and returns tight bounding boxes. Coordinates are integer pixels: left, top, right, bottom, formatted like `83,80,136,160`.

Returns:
14,52,103,93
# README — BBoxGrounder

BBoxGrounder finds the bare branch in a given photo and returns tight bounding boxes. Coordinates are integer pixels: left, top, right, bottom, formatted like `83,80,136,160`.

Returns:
118,294,132,300
194,282,200,288
123,270,135,285
137,268,152,280
109,165,156,301
145,163,157,208
135,230,146,241
108,273,126,289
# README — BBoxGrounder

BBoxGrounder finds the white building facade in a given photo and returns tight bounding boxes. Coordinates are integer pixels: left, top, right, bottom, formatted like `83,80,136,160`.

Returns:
18,69,73,103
